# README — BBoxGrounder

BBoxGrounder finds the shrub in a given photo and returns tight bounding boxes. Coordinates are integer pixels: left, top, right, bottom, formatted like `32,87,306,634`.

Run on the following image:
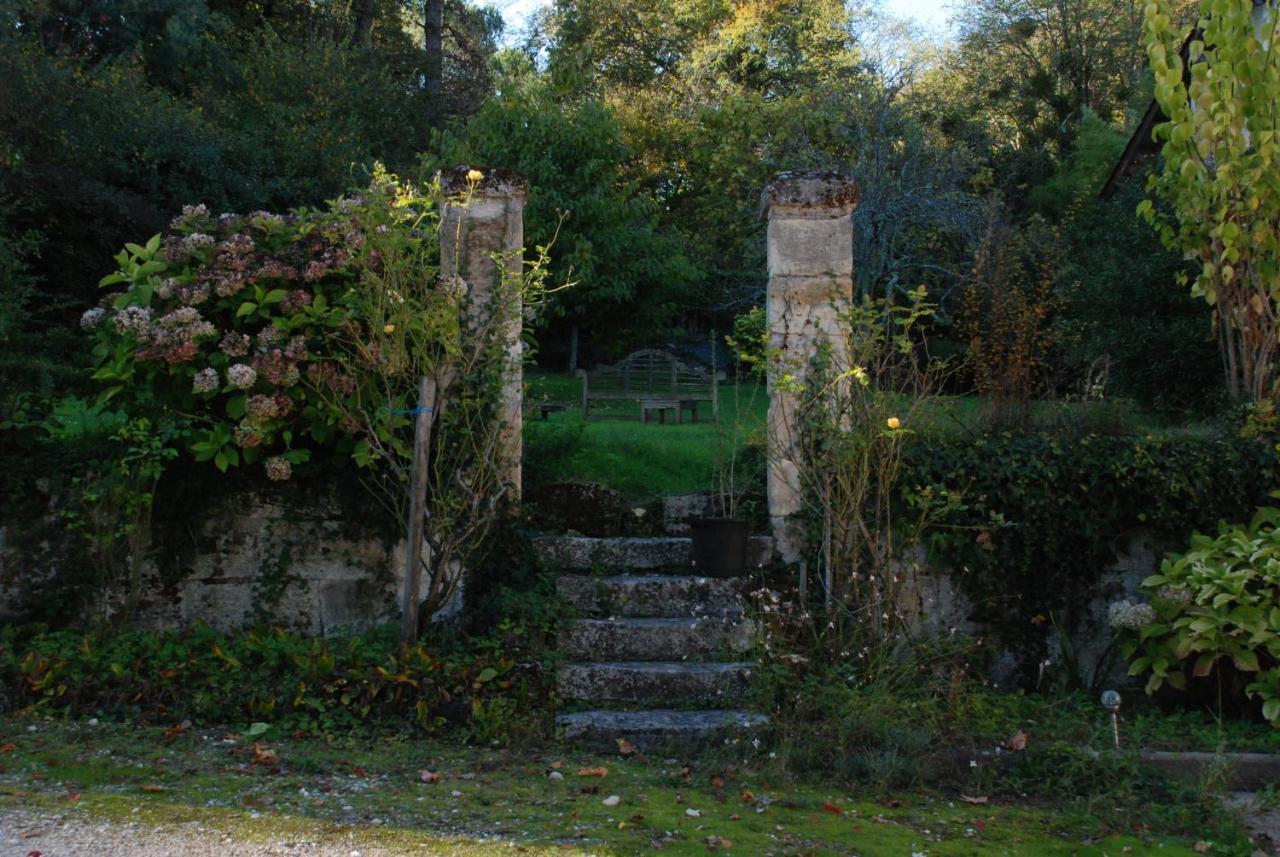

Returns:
1125,507,1280,726
0,623,553,742
907,430,1278,683
84,169,547,623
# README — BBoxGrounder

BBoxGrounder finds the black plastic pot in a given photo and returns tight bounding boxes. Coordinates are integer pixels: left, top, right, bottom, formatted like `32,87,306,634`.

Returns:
689,518,751,577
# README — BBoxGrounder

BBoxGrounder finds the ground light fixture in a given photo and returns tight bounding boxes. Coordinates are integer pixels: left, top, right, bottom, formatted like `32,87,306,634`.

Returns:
1101,689,1122,749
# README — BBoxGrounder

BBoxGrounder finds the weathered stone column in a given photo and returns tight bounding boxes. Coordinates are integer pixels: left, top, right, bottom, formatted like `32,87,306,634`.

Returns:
439,166,527,499
760,171,859,564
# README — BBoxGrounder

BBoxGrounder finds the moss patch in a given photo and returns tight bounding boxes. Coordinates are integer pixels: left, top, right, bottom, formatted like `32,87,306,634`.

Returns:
0,717,1248,856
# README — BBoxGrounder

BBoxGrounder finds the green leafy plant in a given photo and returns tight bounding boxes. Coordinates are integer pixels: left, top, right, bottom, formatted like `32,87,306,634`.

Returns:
1125,507,1280,725
1141,0,1280,401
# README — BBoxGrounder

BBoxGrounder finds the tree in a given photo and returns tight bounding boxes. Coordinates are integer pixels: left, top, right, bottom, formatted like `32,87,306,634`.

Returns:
432,57,696,365
1141,0,1280,401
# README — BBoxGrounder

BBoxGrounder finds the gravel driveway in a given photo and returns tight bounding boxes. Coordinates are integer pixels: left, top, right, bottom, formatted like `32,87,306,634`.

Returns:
0,809,447,857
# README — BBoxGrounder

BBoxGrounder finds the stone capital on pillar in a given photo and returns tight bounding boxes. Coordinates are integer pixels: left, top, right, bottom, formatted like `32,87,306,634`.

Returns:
760,171,859,564
437,165,527,501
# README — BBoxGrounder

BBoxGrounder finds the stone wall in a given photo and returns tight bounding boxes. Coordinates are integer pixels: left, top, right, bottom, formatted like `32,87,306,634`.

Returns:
0,480,410,635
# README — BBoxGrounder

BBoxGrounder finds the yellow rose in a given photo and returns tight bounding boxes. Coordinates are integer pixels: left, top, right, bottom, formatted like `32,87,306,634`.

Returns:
466,169,484,183
383,323,396,334
886,417,901,430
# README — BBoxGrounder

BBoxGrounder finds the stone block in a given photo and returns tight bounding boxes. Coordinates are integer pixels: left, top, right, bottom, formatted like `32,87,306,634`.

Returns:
556,661,753,706
532,535,775,571
559,617,753,662
556,574,747,619
661,494,711,535
557,709,767,752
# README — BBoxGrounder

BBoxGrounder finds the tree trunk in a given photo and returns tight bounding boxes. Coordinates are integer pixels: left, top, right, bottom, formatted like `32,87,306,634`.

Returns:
400,375,438,644
568,324,579,373
353,0,376,47
424,0,444,123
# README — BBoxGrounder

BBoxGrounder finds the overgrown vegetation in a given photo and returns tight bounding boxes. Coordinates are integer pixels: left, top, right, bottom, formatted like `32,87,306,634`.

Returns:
1,621,557,744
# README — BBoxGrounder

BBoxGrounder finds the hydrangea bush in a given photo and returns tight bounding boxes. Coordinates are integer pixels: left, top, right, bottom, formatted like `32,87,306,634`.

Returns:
85,167,546,624
1124,507,1280,726
87,168,474,482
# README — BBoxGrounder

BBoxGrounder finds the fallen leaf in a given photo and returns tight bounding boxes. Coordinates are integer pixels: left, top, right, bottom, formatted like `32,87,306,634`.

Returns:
0,743,15,753
162,720,192,741
1006,730,1028,752
616,738,637,756
686,808,702,818
141,785,165,793
577,766,608,778
602,795,621,806
550,760,564,770
739,791,755,802
822,801,843,815
1193,843,1212,854
729,813,741,821
251,743,278,765
960,795,989,805
420,770,441,784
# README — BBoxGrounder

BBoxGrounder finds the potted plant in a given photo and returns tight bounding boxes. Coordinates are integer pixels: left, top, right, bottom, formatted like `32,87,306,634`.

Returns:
690,333,761,576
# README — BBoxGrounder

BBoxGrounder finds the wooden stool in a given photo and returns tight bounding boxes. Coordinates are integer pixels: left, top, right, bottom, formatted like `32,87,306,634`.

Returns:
640,400,680,424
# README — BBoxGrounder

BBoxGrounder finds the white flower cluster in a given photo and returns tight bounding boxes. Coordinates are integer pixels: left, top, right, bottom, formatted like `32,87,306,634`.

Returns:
192,367,219,393
1108,599,1156,630
227,363,257,389
112,306,153,337
170,203,209,230
265,456,292,481
80,307,107,330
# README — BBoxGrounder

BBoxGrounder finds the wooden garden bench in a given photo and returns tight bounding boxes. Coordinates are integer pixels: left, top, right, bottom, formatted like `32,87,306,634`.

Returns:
577,349,723,423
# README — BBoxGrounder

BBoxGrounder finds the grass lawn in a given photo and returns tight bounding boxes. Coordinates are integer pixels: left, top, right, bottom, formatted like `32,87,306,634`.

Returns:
523,370,1217,501
0,716,1250,856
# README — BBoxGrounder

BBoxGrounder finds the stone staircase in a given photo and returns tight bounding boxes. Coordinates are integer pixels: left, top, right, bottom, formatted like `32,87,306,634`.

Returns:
535,535,771,751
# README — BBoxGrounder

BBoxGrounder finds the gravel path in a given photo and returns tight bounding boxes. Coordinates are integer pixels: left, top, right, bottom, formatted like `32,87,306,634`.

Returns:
0,808,452,857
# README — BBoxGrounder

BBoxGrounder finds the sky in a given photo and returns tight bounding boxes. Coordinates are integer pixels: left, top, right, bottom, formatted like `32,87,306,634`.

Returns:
485,0,956,45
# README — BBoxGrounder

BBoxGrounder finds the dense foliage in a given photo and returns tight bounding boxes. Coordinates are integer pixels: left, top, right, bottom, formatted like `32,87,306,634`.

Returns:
1,623,554,742
1142,0,1280,401
906,429,1278,680
1127,506,1280,725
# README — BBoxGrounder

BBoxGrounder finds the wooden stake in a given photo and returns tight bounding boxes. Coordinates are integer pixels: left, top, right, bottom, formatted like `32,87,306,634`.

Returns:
400,374,438,644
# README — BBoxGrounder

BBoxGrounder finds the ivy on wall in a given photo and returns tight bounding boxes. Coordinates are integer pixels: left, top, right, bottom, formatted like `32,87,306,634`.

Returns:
904,430,1279,673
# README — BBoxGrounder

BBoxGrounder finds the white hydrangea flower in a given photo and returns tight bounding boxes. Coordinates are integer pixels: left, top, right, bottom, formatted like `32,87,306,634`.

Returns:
227,363,257,389
192,367,219,393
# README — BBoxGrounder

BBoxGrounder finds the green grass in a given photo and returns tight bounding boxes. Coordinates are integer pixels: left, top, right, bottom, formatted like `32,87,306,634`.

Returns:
523,370,1218,501
0,717,1249,856
524,371,768,500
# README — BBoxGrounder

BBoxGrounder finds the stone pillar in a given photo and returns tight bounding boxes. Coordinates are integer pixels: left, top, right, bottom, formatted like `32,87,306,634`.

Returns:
439,166,527,500
760,171,859,564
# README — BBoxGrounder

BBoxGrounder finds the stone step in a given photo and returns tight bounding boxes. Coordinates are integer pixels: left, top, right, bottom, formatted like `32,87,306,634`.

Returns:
557,661,753,707
557,709,768,752
557,574,747,619
533,535,774,572
560,617,753,662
